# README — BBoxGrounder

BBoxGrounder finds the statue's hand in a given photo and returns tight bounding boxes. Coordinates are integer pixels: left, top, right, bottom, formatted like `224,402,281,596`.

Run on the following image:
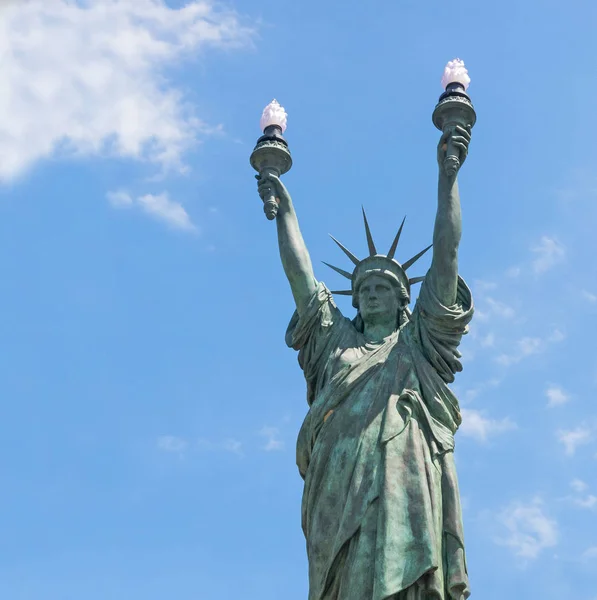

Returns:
437,124,472,176
256,172,291,214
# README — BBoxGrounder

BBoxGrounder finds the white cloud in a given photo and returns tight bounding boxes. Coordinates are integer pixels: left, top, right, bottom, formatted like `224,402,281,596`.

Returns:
107,190,134,207
496,328,564,367
259,426,284,452
157,435,188,453
480,332,495,348
462,388,480,403
495,497,558,560
581,290,597,303
574,495,597,509
531,236,566,274
557,427,593,456
565,479,597,510
546,385,570,408
107,190,196,231
496,336,542,366
0,0,253,182
506,266,521,278
221,438,243,456
197,437,243,456
484,297,516,320
458,378,502,405
138,193,196,231
548,329,565,343
518,337,543,355
474,297,516,324
571,479,588,493
459,409,517,443
582,547,597,561
474,279,497,292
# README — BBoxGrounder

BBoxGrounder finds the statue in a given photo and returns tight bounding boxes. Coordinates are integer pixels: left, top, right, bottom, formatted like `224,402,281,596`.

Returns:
252,62,476,600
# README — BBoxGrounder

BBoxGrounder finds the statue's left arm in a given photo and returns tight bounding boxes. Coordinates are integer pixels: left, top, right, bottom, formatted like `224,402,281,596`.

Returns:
428,125,471,306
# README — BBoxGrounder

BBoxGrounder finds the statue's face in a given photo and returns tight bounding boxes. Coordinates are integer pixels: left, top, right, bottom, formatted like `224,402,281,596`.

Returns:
357,274,400,326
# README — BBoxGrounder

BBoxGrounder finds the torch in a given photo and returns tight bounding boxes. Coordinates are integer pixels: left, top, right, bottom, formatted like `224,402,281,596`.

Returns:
250,100,293,220
432,59,476,177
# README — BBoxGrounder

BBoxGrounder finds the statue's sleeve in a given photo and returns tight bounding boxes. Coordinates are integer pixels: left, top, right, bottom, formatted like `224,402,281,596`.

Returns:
285,281,350,405
410,272,474,384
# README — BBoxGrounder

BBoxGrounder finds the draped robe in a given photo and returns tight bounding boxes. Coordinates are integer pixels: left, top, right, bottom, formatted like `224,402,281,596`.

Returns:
285,273,474,600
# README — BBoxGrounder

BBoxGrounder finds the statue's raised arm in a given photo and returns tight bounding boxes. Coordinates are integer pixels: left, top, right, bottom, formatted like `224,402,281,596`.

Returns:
256,173,318,315
428,124,472,306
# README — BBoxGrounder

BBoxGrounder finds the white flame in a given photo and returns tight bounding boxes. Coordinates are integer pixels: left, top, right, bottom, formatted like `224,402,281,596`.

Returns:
441,59,471,91
260,99,287,133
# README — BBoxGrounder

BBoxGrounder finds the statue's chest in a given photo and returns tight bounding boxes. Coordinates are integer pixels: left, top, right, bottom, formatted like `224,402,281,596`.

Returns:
334,341,401,369
335,346,367,370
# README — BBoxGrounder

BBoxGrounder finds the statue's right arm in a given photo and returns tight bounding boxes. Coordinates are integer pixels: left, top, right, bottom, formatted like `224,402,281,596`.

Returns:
257,173,318,316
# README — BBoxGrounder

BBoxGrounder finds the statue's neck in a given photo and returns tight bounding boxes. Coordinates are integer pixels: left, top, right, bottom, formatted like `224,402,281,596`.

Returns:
363,322,396,343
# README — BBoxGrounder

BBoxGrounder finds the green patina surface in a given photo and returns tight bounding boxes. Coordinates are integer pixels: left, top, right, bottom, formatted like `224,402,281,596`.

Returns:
254,119,474,599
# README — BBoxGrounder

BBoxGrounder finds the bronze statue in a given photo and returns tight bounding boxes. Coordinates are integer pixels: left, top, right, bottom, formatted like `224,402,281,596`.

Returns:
254,70,475,600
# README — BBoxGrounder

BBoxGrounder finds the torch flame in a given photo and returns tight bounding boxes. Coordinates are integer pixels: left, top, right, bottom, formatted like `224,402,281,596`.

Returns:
441,59,471,91
260,99,288,133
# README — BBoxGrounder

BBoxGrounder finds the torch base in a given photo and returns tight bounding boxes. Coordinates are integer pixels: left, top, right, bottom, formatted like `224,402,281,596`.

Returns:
432,92,476,132
250,139,293,177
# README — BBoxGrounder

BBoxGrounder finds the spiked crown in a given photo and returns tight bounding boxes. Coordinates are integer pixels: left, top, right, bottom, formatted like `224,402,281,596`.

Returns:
325,208,431,308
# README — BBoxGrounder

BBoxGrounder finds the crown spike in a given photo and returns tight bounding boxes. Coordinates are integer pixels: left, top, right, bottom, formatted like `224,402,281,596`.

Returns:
387,216,406,260
331,290,353,296
322,261,353,280
408,276,425,285
361,206,377,256
402,244,433,271
329,235,360,265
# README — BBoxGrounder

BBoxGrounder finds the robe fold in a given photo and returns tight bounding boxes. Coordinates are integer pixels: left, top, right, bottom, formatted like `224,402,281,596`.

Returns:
285,272,474,600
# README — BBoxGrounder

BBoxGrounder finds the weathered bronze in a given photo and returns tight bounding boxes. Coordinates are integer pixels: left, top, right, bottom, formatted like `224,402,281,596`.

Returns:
253,88,475,599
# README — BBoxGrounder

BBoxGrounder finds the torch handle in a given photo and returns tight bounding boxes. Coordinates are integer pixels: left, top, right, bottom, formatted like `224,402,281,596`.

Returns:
443,125,460,177
261,167,280,221
263,194,279,220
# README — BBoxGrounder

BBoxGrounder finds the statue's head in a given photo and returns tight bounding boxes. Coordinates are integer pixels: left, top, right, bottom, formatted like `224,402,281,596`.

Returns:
355,272,409,328
325,209,431,329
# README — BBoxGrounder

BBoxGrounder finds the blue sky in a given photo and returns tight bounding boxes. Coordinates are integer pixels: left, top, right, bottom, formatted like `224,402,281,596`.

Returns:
0,0,596,598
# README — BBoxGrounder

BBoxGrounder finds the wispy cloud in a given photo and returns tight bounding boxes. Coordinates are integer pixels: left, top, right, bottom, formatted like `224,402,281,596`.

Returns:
221,438,243,456
484,297,516,320
495,337,542,366
106,190,134,208
571,479,588,493
107,190,196,231
582,547,597,561
474,297,516,323
531,236,566,274
457,378,502,405
565,479,597,510
157,435,188,455
495,328,565,367
479,332,495,348
0,0,254,182
549,329,565,343
581,290,597,303
138,193,196,231
495,497,558,561
259,426,284,452
574,495,597,509
197,437,243,456
459,409,517,443
474,279,498,292
158,435,243,457
546,385,571,408
557,427,593,456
